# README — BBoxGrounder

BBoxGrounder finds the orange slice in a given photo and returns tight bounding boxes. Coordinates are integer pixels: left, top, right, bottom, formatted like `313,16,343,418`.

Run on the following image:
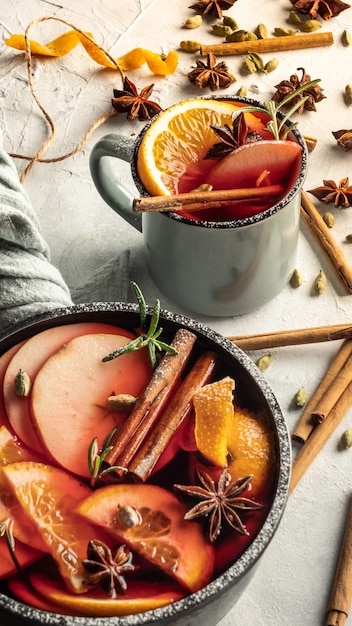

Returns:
137,99,266,196
193,377,235,467
227,408,276,495
1,461,109,593
76,482,214,593
0,425,43,466
9,571,186,617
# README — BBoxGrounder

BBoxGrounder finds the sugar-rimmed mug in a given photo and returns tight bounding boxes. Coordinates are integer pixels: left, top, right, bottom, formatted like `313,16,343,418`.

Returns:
89,96,308,317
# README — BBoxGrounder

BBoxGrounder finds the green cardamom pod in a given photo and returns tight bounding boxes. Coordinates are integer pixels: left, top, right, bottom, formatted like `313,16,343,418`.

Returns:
183,15,202,29
243,56,257,74
274,27,297,37
248,52,265,71
14,369,32,397
340,428,352,448
294,387,308,407
236,85,248,97
313,269,327,295
288,10,303,25
256,23,268,39
256,354,273,372
179,40,202,52
226,29,253,42
299,20,322,33
342,29,352,46
322,212,334,228
264,58,279,73
345,234,352,243
107,393,137,411
290,268,302,288
212,23,234,37
345,84,352,106
223,16,239,30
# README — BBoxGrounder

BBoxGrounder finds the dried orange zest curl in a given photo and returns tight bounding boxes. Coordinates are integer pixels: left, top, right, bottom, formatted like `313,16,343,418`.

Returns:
6,33,178,75
117,48,178,75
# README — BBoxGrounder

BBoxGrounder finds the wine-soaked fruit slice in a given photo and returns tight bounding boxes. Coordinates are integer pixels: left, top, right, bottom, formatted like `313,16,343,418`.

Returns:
0,342,25,430
0,538,42,580
194,377,235,467
3,323,135,454
228,407,276,497
1,461,110,593
12,571,186,617
30,333,152,477
0,425,44,466
76,483,215,593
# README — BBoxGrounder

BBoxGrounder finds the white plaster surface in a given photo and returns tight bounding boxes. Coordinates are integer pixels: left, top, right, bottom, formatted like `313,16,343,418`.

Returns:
1,1,352,624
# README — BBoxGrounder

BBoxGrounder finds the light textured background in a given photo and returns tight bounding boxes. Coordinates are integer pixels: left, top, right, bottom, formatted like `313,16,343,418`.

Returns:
1,1,352,624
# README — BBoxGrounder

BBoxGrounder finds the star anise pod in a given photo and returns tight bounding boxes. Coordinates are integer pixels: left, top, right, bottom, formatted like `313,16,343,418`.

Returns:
188,53,235,92
204,112,261,160
189,0,236,19
308,178,352,208
289,0,350,20
174,466,264,543
272,67,325,114
112,77,162,121
332,129,352,152
82,539,134,597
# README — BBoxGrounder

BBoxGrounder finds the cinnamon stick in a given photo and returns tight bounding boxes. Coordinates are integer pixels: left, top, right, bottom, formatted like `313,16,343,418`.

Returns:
326,496,352,626
104,328,197,468
229,323,352,351
300,191,352,295
290,381,352,493
128,351,217,481
200,31,334,56
132,185,283,213
311,352,352,424
293,340,352,443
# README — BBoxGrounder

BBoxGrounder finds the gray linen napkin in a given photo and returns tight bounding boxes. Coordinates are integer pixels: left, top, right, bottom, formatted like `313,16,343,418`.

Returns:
0,132,129,337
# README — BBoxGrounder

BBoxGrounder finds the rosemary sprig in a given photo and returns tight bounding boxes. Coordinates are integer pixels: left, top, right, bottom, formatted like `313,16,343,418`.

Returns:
237,79,321,140
88,427,127,487
102,281,178,368
0,518,28,579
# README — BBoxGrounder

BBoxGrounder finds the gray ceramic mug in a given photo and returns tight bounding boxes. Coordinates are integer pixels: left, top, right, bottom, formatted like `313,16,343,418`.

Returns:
90,97,308,317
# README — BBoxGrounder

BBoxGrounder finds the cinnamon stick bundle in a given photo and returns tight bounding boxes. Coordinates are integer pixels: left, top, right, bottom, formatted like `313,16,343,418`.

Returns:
311,353,352,424
300,191,352,295
104,328,196,468
293,340,352,443
200,31,333,56
133,185,283,213
290,381,352,493
326,495,352,626
229,323,352,351
128,351,217,481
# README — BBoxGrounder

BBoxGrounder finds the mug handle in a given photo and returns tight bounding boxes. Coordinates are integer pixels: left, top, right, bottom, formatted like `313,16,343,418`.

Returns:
89,134,142,232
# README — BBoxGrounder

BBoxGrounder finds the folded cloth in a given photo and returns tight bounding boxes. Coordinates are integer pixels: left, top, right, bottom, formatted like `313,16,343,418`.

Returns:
0,132,129,339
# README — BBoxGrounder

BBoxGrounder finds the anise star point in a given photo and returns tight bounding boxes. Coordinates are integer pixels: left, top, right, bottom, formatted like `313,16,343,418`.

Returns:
188,53,235,92
82,539,134,597
112,77,162,121
290,0,350,20
174,466,264,543
308,177,352,208
189,0,237,19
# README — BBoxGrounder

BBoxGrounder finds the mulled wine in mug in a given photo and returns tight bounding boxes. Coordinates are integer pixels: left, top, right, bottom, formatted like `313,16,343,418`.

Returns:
90,96,307,317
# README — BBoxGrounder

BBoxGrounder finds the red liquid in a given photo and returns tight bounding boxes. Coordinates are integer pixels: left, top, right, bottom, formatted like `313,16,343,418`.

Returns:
0,325,278,616
177,139,302,223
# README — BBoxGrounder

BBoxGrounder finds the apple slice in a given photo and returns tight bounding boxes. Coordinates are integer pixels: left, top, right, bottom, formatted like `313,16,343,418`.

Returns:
205,139,302,219
30,333,152,477
9,571,186,617
3,323,136,454
1,461,110,593
76,482,215,593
